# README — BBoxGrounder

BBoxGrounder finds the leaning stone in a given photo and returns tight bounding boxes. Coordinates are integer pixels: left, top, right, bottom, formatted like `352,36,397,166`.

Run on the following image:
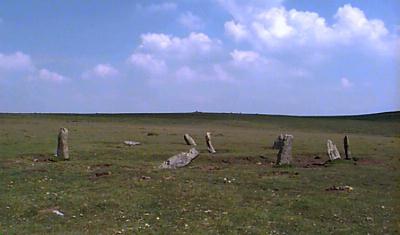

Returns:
124,141,141,146
184,134,197,146
57,128,69,160
276,134,293,165
327,139,341,161
272,134,284,149
206,132,216,153
344,135,351,160
159,148,199,169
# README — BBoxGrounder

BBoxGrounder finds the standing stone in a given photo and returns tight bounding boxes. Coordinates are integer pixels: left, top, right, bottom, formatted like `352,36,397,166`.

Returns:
159,148,199,169
184,134,197,146
327,139,341,161
344,135,351,160
272,134,284,149
276,134,293,165
57,128,69,160
205,132,216,154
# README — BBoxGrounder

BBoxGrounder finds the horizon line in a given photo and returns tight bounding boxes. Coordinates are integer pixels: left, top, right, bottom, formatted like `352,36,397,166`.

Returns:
0,110,399,118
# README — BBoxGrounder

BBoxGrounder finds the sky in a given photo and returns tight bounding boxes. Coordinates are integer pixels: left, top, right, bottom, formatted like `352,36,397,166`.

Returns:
0,0,399,115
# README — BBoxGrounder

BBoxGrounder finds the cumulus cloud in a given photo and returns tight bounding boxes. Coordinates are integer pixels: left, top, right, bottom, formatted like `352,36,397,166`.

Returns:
230,49,262,63
128,53,167,75
38,69,66,82
341,77,353,88
128,32,221,77
224,21,248,41
83,64,119,78
179,12,204,30
223,3,397,55
139,32,220,56
333,5,388,41
0,52,34,71
0,51,67,82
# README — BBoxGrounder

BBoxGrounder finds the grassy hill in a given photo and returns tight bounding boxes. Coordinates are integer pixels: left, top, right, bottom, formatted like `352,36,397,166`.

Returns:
0,112,399,234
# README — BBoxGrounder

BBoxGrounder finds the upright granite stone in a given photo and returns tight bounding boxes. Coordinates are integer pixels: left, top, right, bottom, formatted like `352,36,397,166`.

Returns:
327,139,341,161
159,148,199,169
272,134,284,149
344,135,351,160
276,134,293,165
205,132,216,154
184,134,197,146
57,128,69,160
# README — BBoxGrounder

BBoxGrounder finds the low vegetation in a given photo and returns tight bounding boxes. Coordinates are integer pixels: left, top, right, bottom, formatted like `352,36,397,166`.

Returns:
0,112,399,234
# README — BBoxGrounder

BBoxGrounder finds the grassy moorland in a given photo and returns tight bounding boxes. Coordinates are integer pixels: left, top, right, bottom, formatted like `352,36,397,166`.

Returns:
0,112,399,234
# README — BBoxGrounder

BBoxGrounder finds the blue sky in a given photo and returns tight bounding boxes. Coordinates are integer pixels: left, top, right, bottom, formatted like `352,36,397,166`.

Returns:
0,0,398,115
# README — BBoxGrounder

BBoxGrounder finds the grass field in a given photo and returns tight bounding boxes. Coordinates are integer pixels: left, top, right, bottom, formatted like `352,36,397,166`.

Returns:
0,112,399,234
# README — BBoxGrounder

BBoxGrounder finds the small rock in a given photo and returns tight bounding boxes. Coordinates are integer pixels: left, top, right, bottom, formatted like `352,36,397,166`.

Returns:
147,132,158,136
140,176,151,180
123,141,141,146
52,209,64,216
366,216,373,222
326,185,353,192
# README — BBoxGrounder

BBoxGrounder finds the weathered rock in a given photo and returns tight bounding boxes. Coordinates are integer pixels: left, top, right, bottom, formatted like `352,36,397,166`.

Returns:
272,134,284,149
276,134,293,165
57,128,69,160
159,148,199,169
326,185,353,192
124,141,141,146
344,135,351,160
205,132,216,153
184,134,197,146
327,139,341,161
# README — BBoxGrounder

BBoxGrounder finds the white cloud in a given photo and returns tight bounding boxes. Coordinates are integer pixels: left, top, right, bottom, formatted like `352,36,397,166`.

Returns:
0,51,68,82
136,2,177,12
223,3,396,54
341,77,353,88
333,4,388,41
139,32,220,56
83,64,119,78
0,52,34,71
128,32,222,79
128,53,167,75
230,49,261,63
179,12,204,30
38,69,66,82
224,21,249,41
93,64,118,77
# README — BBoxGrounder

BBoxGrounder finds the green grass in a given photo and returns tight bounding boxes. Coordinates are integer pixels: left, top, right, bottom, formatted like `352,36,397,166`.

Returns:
0,112,399,234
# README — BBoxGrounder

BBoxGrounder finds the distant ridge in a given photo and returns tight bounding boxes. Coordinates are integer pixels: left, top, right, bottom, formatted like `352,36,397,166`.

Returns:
0,110,399,121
